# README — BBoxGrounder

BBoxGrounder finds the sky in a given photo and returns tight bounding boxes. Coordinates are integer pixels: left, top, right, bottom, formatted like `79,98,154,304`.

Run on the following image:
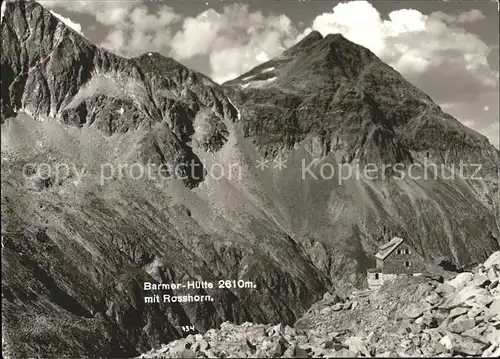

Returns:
36,0,499,148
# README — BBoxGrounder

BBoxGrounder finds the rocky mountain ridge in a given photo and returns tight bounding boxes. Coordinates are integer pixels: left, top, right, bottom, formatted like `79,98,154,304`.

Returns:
1,0,240,187
2,2,329,357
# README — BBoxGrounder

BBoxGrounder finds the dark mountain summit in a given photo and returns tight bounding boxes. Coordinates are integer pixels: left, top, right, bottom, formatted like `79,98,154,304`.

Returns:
222,28,499,282
1,1,499,357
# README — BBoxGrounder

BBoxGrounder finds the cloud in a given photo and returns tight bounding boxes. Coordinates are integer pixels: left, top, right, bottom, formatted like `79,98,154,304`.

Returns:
170,4,299,83
49,10,83,35
40,1,300,82
40,0,180,57
1,1,7,24
307,2,495,83
39,0,138,26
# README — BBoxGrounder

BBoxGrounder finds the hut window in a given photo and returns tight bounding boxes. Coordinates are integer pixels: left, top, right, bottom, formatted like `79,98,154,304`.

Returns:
404,261,411,267
374,273,380,280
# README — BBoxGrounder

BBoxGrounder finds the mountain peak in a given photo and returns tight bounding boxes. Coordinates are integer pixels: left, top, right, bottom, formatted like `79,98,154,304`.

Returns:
223,22,499,176
323,33,347,43
303,30,324,41
283,29,323,56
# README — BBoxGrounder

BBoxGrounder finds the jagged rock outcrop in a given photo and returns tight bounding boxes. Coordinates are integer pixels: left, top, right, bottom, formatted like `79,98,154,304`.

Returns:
140,251,500,358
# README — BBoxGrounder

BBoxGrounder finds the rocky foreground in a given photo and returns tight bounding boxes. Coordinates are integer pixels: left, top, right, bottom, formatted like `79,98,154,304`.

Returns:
140,252,500,358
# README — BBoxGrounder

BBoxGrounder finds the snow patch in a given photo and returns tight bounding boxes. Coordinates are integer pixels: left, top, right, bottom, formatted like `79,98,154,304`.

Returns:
49,10,83,35
52,23,65,49
67,73,146,110
241,75,254,81
261,67,275,73
227,97,241,121
117,107,124,115
148,52,153,57
239,76,277,90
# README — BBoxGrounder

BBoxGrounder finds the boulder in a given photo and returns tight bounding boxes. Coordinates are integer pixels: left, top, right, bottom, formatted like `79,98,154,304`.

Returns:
434,341,448,354
482,344,500,357
449,307,468,318
474,293,494,307
490,279,499,290
462,326,488,343
320,307,332,315
331,303,343,311
396,320,412,335
168,340,190,357
454,338,487,356
417,313,439,329
323,292,342,303
446,272,474,291
486,329,500,346
295,344,309,358
267,323,284,336
323,338,344,351
284,326,296,337
441,285,488,309
467,305,486,320
351,301,359,310
439,335,454,350
344,336,370,357
404,304,424,319
486,299,500,321
425,292,441,305
199,340,210,351
294,318,310,331
435,283,456,297
488,267,498,282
